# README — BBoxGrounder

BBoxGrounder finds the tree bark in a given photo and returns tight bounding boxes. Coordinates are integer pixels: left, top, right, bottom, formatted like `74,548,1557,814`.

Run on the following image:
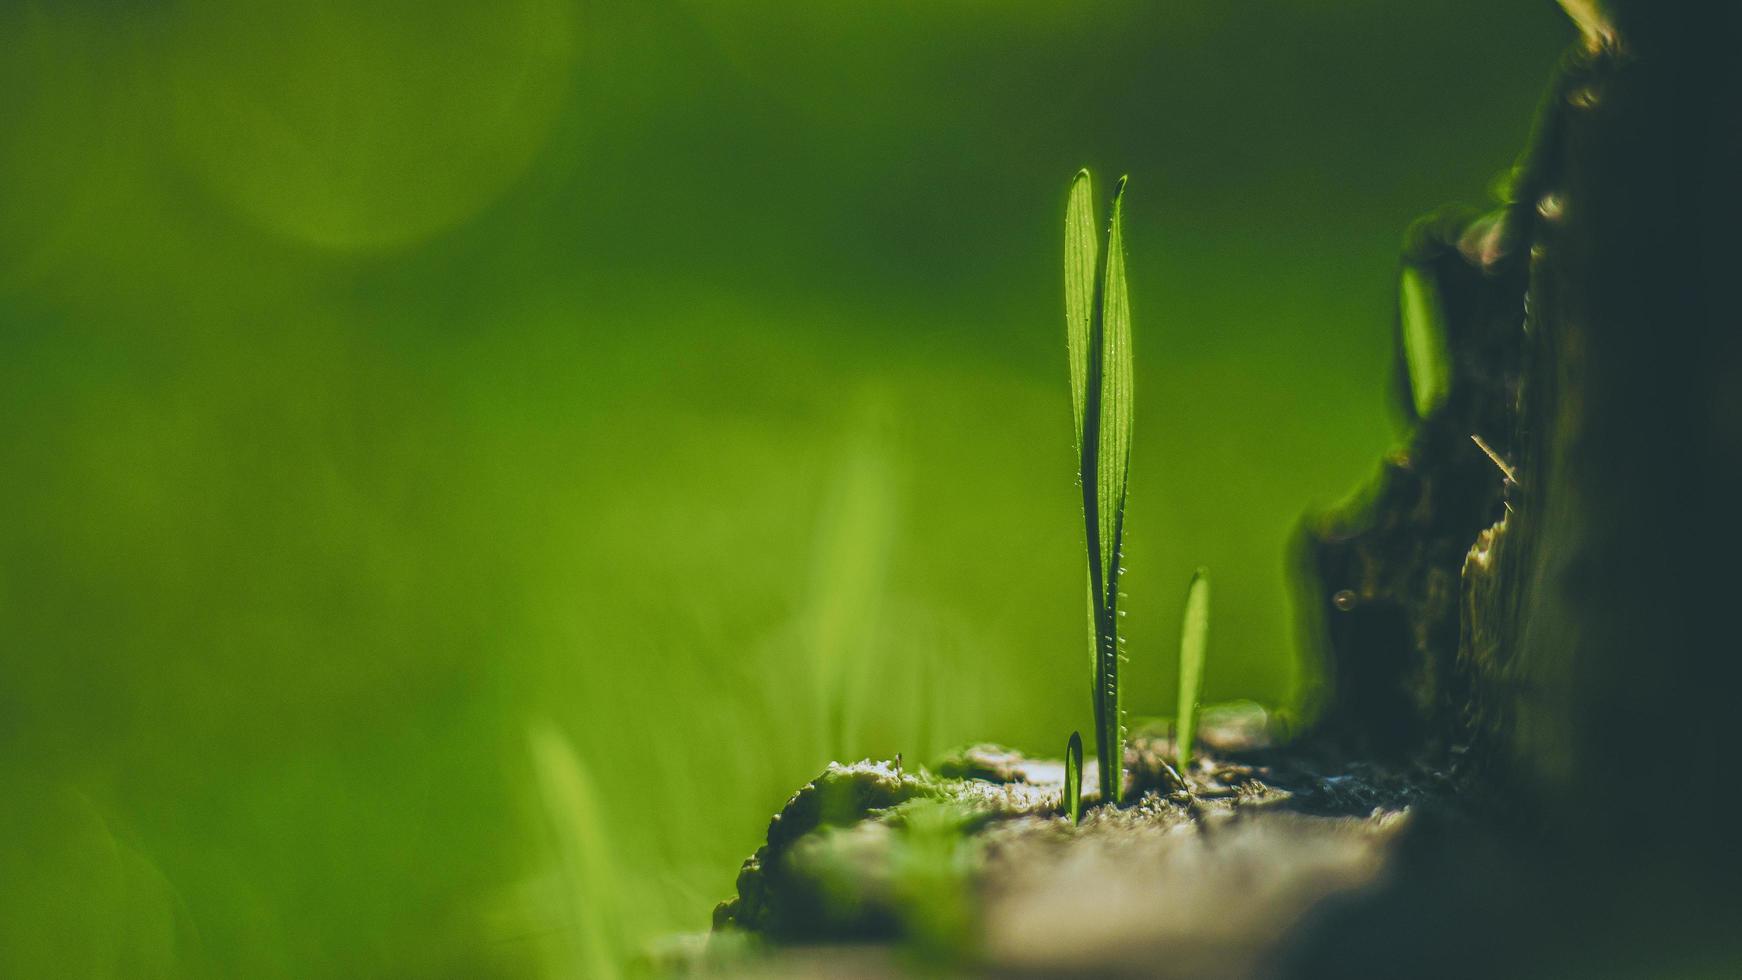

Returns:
1294,2,1742,971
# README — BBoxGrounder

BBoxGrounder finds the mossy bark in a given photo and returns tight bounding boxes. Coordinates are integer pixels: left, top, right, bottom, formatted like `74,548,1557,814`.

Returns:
701,738,1445,977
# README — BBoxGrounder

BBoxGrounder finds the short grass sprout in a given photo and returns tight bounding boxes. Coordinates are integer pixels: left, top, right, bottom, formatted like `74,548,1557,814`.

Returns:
1064,730,1084,824
1174,569,1211,775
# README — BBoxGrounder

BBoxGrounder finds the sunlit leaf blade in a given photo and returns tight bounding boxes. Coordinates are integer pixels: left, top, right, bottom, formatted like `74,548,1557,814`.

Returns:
1096,175,1133,594
1065,731,1084,824
1064,169,1097,457
1175,568,1211,775
1399,264,1450,419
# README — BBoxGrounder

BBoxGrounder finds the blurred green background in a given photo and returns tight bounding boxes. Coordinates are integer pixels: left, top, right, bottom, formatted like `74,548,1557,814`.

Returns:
0,1,1568,975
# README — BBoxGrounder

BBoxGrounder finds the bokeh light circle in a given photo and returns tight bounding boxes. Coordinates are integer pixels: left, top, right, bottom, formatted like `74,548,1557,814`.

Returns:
167,0,573,251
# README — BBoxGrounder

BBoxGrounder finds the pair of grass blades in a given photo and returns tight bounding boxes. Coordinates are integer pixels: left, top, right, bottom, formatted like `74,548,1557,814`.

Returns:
1062,170,1210,824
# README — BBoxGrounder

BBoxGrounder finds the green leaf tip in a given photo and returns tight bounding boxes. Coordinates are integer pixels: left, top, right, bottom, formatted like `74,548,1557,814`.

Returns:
1175,568,1211,776
1064,171,1098,458
1063,169,1136,806
1399,265,1450,419
1064,730,1084,825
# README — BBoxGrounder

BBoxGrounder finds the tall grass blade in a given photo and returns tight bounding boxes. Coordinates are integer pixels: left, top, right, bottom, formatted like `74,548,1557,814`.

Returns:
1175,569,1211,775
1093,177,1134,802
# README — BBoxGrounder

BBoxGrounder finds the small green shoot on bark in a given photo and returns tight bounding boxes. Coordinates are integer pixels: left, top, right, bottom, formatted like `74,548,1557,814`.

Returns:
1175,569,1211,776
1065,731,1084,824
1064,169,1134,805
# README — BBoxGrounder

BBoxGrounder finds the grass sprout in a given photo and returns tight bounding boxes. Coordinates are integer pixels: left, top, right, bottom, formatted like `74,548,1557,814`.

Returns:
1065,730,1084,824
1175,568,1211,775
1064,169,1134,804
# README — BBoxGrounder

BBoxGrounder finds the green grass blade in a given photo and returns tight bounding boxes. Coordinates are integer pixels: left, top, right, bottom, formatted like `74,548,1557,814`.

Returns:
1175,568,1211,775
1096,176,1133,595
1064,169,1097,457
1067,170,1113,802
1399,264,1450,419
1094,176,1132,803
1065,731,1084,824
